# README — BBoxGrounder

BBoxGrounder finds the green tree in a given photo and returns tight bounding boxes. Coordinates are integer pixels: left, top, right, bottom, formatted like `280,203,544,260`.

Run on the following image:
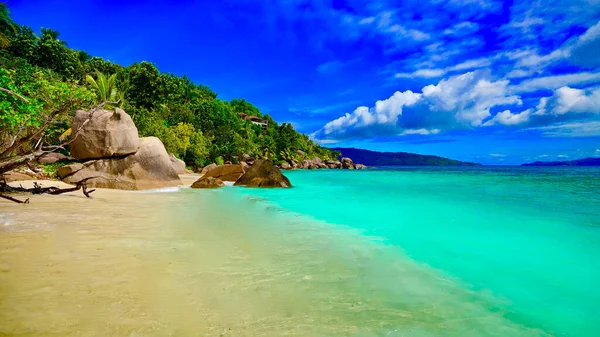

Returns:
0,2,16,49
86,71,119,105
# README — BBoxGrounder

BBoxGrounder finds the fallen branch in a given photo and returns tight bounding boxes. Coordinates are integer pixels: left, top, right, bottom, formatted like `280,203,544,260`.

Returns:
0,176,101,203
0,193,29,204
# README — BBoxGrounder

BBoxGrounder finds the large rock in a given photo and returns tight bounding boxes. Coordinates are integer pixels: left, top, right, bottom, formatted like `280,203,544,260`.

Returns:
169,153,186,174
57,163,84,179
325,160,341,169
200,163,218,175
1,171,32,182
234,159,292,188
191,176,224,188
37,152,70,164
280,162,291,170
341,157,355,169
70,108,139,160
355,164,367,170
62,137,182,190
203,164,245,182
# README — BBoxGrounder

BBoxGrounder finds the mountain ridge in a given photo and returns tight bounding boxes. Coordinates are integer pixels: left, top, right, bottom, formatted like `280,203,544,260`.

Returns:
330,147,481,166
521,157,600,166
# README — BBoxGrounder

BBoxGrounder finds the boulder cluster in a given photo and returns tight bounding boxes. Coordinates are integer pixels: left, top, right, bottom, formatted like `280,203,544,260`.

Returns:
57,108,182,190
237,150,366,171
191,159,291,188
46,108,364,191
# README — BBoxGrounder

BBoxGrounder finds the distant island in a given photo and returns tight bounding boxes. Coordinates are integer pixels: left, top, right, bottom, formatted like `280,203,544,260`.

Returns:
331,148,481,166
521,157,600,167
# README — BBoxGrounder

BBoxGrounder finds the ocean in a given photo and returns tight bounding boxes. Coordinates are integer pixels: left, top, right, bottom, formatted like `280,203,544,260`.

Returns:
1,166,599,336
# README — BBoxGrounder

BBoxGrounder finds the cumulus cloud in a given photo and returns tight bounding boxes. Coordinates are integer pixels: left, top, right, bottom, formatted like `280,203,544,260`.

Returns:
313,71,521,141
314,71,600,141
312,90,422,140
485,86,600,127
483,109,532,126
536,86,600,115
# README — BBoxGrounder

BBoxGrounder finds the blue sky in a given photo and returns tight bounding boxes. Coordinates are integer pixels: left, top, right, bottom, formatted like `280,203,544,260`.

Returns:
8,0,600,164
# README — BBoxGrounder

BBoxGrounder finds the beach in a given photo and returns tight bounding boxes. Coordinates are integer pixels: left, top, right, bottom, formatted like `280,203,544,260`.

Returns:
1,167,599,336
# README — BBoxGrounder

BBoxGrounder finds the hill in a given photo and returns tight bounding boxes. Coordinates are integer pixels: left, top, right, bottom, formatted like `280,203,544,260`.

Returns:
521,157,600,167
330,148,481,166
0,2,339,171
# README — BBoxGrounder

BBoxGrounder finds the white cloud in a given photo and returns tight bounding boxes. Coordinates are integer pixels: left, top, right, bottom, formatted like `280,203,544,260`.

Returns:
536,86,600,115
528,121,600,137
443,21,479,36
569,21,600,68
314,71,522,141
483,109,532,126
313,90,422,140
489,153,507,157
395,68,446,78
417,72,521,126
394,58,491,79
512,72,600,93
485,86,600,127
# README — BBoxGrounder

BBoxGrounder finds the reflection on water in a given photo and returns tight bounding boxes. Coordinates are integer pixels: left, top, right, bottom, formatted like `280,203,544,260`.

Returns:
1,186,548,336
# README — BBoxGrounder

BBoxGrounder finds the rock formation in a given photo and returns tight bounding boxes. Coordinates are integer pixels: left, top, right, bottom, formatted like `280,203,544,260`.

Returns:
341,157,355,169
61,137,182,190
60,108,182,190
191,176,225,188
234,159,292,188
200,163,218,175
203,164,245,182
37,152,70,164
169,153,186,174
69,108,139,160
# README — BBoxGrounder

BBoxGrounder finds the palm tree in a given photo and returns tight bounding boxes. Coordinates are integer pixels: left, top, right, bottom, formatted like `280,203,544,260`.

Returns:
0,2,17,49
86,71,119,105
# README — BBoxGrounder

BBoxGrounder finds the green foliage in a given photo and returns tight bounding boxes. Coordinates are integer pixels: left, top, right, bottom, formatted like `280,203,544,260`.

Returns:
86,71,118,105
0,3,340,169
0,2,16,49
41,162,65,178
214,156,224,166
0,59,94,153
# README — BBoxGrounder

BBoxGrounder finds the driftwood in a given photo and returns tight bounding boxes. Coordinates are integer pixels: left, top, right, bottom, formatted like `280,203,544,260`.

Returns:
0,176,98,204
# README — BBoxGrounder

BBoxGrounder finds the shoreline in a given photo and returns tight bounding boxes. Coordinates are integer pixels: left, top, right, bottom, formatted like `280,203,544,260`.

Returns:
3,167,597,335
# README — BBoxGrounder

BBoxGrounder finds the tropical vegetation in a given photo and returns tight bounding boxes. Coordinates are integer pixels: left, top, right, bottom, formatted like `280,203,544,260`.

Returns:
0,2,339,171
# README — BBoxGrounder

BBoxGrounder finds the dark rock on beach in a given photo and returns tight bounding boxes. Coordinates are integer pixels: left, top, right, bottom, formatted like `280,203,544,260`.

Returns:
234,159,292,188
200,163,218,175
191,176,225,188
203,164,245,182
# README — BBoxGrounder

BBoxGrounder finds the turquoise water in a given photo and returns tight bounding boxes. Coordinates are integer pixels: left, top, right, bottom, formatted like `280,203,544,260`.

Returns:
231,166,600,336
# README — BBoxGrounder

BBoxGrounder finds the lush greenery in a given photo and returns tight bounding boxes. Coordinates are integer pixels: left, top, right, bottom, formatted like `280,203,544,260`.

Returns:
0,2,339,169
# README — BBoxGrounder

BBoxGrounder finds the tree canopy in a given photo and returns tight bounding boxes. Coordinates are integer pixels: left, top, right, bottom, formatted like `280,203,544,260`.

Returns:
0,2,340,169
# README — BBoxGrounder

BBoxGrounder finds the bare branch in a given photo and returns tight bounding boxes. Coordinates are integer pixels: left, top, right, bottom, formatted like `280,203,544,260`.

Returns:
0,87,30,104
0,99,75,158
0,194,29,204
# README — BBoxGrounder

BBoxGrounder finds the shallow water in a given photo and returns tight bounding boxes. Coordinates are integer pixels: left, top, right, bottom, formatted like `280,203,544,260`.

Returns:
0,167,598,336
